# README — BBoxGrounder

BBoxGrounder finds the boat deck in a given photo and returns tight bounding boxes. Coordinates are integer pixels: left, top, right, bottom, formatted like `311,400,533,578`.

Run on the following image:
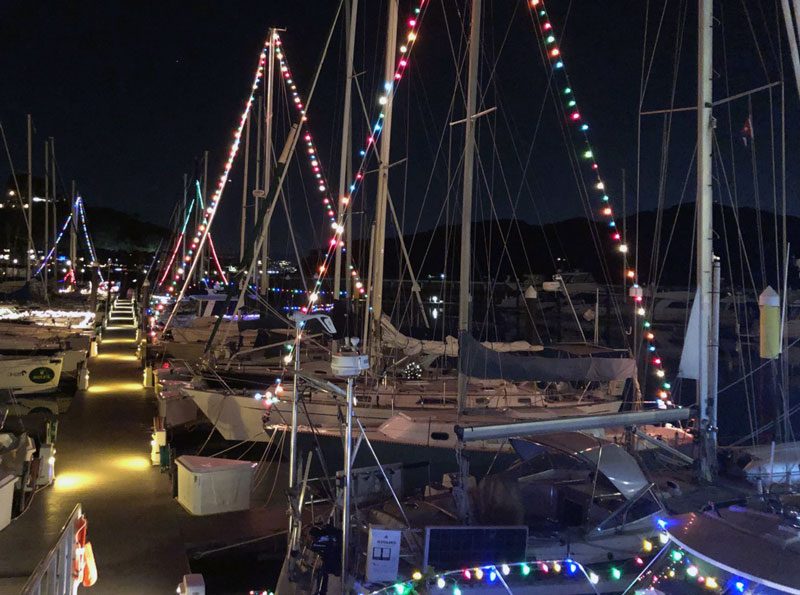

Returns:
0,310,190,593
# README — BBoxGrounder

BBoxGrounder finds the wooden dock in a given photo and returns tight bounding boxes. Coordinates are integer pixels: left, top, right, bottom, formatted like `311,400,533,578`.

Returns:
0,303,189,593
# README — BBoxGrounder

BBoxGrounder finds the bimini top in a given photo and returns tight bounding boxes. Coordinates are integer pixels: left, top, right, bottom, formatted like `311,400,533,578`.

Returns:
668,507,800,594
511,432,649,499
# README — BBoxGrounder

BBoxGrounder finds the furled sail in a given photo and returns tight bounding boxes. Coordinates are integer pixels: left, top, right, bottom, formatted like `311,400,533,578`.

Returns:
678,288,700,380
380,316,543,358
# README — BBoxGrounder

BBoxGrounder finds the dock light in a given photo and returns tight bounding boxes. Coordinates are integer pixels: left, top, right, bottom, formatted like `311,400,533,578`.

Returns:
735,581,745,592
436,577,446,589
411,571,422,581
670,550,683,562
610,567,621,580
552,562,561,573
501,564,510,576
659,532,669,544
452,588,461,595
687,565,698,577
488,570,496,582
589,572,599,585
642,539,653,552
705,578,718,589
521,564,531,576
474,568,483,580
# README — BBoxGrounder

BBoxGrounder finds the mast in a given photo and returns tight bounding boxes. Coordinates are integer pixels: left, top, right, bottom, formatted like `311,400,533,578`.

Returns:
70,180,77,283
240,111,251,261
368,0,399,358
261,28,276,298
50,139,56,275
182,173,188,265
26,114,33,281
254,99,263,293
457,0,482,415
696,0,717,481
201,150,209,287
44,140,49,290
333,0,358,301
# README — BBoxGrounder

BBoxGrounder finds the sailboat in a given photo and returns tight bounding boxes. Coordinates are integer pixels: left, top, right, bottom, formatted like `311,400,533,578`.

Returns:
271,0,800,592
163,0,643,467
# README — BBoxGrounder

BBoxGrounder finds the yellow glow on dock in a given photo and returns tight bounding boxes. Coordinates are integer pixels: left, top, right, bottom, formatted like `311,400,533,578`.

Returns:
100,338,136,345
96,353,138,362
105,325,134,331
87,382,144,394
54,472,95,491
114,456,150,471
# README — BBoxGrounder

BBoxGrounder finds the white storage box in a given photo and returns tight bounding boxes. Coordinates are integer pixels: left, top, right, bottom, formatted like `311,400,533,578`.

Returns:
176,455,255,516
0,472,15,531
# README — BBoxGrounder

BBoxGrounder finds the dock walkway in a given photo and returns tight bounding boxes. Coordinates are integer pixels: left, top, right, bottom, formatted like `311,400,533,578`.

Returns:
0,300,189,594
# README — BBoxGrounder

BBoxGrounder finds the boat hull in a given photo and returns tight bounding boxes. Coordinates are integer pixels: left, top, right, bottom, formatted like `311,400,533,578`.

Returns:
0,356,63,394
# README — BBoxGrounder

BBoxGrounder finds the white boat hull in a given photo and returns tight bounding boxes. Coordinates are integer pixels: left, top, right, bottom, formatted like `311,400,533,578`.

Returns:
0,355,63,394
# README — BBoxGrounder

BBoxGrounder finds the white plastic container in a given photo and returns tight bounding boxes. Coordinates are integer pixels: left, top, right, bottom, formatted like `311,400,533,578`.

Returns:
176,455,254,516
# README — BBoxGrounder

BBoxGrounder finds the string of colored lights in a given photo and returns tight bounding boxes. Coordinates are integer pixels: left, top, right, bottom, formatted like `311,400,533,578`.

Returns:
526,0,672,405
364,523,685,594
191,179,229,285
272,33,367,301
157,197,196,287
76,197,105,282
163,35,270,306
34,210,73,277
274,1,430,369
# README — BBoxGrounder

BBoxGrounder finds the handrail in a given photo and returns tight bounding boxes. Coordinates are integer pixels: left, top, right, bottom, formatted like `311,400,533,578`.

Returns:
21,503,82,595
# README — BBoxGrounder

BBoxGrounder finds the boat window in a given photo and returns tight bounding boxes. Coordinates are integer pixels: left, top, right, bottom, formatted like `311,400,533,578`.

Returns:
431,432,450,441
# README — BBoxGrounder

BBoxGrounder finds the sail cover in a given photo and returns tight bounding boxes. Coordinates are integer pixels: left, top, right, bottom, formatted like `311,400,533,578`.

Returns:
459,333,635,382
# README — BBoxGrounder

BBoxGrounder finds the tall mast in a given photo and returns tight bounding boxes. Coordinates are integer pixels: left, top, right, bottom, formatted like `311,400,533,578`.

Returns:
254,99,263,292
201,150,209,286
240,112,251,261
333,0,358,302
50,139,56,274
70,180,77,282
26,114,33,281
696,0,717,481
182,173,188,266
44,140,49,290
457,0,482,415
261,28,276,298
368,0,399,357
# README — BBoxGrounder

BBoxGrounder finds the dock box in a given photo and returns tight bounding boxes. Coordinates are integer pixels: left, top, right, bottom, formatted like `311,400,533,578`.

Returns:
176,455,254,516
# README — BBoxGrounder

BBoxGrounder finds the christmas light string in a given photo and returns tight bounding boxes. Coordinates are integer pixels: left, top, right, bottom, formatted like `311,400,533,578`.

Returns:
163,36,270,302
191,179,228,285
273,1,430,371
76,197,105,282
526,0,673,405
157,196,196,287
365,529,673,595
160,35,271,334
272,33,367,303
34,209,73,277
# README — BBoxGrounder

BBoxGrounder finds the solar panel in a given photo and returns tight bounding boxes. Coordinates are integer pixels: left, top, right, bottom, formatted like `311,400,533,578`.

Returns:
423,526,528,571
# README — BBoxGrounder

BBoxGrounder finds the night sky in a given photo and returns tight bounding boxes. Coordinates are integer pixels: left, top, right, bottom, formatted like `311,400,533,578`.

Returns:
1,1,794,262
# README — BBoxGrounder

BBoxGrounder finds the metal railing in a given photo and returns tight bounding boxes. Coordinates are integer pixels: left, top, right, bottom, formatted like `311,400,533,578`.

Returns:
21,503,81,595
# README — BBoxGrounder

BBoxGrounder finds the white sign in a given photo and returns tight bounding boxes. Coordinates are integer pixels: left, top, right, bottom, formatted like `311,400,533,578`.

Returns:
366,526,402,583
